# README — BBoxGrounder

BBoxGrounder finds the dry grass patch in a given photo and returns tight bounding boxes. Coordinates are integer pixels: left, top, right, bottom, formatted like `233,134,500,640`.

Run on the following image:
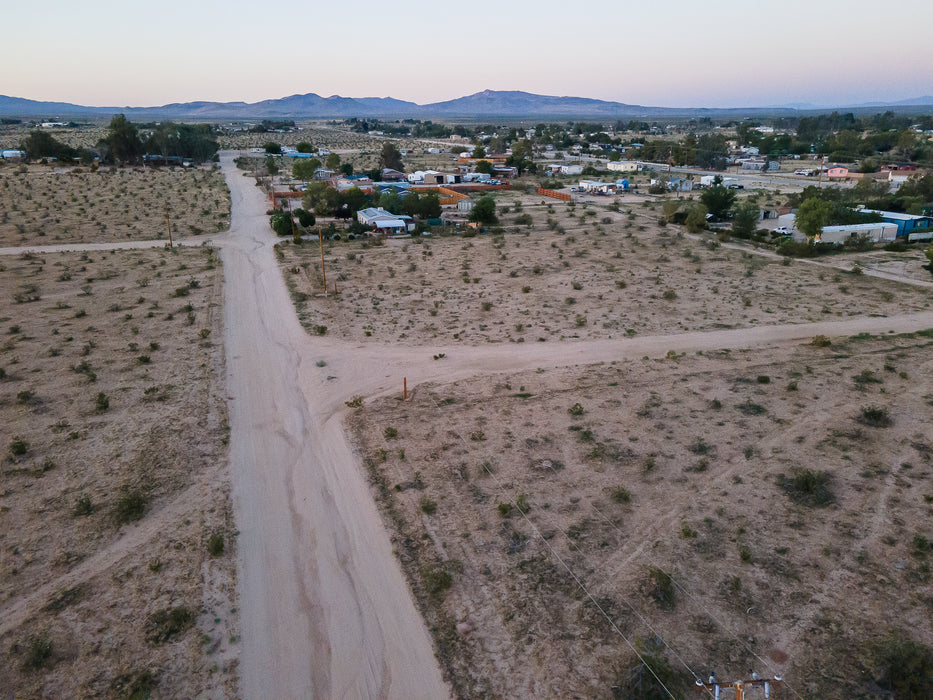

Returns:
0,164,230,246
0,245,236,698
349,332,933,697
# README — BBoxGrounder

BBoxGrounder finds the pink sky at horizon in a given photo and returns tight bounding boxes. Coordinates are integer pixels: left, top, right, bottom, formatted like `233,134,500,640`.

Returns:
2,0,931,109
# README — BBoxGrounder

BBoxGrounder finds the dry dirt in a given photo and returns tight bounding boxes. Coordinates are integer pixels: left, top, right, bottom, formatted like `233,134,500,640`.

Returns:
0,163,230,247
278,197,930,345
0,245,235,698
347,330,933,699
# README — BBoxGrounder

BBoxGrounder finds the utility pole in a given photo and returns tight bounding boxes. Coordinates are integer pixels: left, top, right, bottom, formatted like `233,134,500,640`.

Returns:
164,203,173,247
318,226,327,297
696,671,783,699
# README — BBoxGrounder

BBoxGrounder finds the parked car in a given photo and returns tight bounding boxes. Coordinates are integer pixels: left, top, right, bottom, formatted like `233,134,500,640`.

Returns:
774,226,791,235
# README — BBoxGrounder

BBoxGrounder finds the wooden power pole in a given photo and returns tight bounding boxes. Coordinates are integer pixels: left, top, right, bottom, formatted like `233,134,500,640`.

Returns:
696,672,783,699
164,204,173,247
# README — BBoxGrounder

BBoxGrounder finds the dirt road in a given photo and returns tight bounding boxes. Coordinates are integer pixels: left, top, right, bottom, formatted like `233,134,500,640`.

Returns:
217,154,449,699
217,151,933,698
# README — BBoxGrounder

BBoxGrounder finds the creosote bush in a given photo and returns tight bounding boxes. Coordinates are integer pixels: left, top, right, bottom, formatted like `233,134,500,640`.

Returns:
208,533,225,557
778,468,833,507
860,405,892,427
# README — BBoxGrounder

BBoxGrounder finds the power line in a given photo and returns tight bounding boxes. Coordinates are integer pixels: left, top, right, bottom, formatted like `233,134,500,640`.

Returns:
419,390,703,699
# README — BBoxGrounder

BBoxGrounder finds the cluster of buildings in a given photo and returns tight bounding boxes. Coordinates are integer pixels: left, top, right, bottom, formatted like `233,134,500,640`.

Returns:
776,207,933,244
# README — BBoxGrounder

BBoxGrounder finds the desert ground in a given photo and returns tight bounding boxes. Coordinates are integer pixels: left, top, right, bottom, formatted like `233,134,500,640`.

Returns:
2,142,932,700
277,196,930,346
0,244,234,694
348,330,933,698
0,163,230,247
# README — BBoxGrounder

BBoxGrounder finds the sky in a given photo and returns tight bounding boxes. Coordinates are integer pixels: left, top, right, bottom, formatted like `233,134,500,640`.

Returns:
2,0,932,109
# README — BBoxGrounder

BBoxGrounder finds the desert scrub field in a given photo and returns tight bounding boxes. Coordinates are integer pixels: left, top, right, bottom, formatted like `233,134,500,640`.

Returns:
0,245,236,698
0,163,230,247
348,330,933,698
278,197,929,345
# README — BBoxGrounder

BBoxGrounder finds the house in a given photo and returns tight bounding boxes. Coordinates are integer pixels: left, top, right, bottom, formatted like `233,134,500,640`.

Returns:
420,170,446,185
825,166,849,179
548,163,583,176
313,168,335,181
740,158,767,170
818,222,896,244
578,180,617,194
335,177,373,194
356,207,409,235
1,149,24,159
492,165,518,180
457,198,474,213
666,176,693,192
607,160,641,172
859,209,933,237
381,168,406,182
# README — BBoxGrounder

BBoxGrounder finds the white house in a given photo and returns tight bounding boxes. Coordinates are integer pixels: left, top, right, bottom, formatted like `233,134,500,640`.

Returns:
1,149,24,159
777,213,897,243
356,207,409,234
547,163,583,176
607,160,641,172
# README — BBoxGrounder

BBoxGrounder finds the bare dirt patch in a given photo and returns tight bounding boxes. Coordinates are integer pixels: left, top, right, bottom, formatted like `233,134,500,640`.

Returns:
278,201,929,345
0,245,235,698
348,330,933,698
0,164,230,247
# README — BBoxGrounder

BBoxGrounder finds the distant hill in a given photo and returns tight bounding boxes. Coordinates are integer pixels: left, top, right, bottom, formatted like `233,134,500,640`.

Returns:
1,90,931,120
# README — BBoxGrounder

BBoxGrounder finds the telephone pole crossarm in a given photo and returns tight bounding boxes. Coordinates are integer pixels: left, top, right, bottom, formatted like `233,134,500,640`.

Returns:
695,674,782,699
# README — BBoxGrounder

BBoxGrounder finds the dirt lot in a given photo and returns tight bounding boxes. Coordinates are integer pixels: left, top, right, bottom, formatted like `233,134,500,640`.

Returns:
0,164,230,247
348,330,933,699
0,245,235,698
278,198,930,345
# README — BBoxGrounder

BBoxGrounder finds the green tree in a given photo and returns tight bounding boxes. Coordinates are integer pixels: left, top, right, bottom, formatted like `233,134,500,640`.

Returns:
379,142,403,171
699,184,736,219
419,192,441,219
301,181,337,216
294,208,315,227
472,144,486,159
924,246,933,275
269,210,292,236
265,155,279,176
505,139,535,174
475,160,494,175
295,141,314,153
608,150,621,162
293,158,322,180
795,197,833,238
101,114,143,165
469,195,497,225
731,197,760,238
337,187,369,216
684,203,708,232
376,190,403,214
264,142,282,155
325,152,341,170
21,131,77,161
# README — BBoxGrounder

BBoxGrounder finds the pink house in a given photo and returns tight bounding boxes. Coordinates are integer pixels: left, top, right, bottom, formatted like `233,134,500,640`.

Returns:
826,166,849,179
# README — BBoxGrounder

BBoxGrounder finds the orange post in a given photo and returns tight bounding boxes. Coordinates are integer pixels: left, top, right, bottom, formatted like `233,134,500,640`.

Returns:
404,377,407,400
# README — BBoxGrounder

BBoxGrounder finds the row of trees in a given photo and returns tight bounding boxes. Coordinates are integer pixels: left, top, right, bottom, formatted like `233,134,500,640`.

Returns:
20,114,221,166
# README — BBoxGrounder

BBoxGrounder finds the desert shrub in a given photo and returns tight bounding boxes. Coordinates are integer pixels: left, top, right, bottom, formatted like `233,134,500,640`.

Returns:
860,406,892,427
383,426,398,439
110,669,158,700
419,496,437,515
662,289,677,301
869,633,933,698
756,375,770,384
470,430,486,441
9,436,28,456
312,325,327,335
778,468,833,506
613,639,693,700
73,494,94,517
568,402,584,416
612,486,632,504
646,567,676,610
146,606,195,644
811,335,832,347
345,395,363,408
421,566,453,598
95,392,110,412
207,533,225,557
21,632,54,672
497,502,513,518
114,489,147,524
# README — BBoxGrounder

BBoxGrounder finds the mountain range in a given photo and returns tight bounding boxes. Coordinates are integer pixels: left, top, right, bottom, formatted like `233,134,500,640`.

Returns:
2,90,932,120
